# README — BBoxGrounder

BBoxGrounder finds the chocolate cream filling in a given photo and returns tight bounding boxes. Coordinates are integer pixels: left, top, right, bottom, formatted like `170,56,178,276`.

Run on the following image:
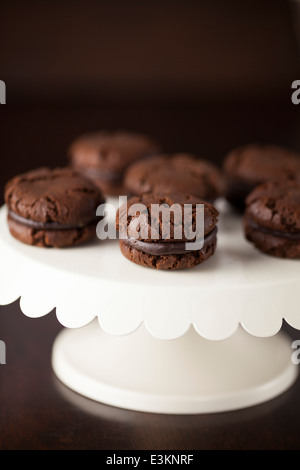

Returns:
247,217,300,241
8,210,99,231
123,227,218,255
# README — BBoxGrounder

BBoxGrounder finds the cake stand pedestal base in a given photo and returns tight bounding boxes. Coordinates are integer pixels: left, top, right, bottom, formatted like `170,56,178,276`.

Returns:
52,321,298,414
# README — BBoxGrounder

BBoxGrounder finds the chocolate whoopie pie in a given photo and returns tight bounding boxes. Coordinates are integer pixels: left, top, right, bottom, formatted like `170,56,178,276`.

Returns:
223,144,300,210
4,167,105,248
244,179,300,258
124,153,223,202
116,192,219,270
68,130,160,196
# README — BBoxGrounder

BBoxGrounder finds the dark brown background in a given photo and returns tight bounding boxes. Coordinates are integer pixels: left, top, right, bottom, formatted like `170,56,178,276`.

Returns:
1,0,300,195
1,0,300,450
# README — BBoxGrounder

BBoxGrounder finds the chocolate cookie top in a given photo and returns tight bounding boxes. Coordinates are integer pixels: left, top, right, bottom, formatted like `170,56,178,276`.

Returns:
124,154,223,201
223,144,300,184
117,191,219,243
4,167,105,225
245,179,300,233
68,130,160,173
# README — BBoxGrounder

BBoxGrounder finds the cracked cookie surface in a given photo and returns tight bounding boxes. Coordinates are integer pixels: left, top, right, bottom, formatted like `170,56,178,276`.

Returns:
4,167,105,247
117,191,219,270
223,144,300,210
124,154,224,201
243,180,300,258
69,130,160,196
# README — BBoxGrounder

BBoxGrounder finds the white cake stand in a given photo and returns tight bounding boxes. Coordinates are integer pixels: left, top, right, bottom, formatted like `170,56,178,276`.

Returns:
0,199,299,414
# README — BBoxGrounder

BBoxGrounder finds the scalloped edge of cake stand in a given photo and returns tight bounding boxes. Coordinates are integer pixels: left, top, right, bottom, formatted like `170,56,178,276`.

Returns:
1,201,300,341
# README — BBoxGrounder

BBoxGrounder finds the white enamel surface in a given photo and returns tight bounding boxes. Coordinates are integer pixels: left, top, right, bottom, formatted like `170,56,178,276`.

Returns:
52,321,298,414
0,199,300,340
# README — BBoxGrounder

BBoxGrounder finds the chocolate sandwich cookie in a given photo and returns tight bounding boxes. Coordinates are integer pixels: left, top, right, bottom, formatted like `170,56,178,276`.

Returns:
124,153,223,202
223,144,300,210
4,167,105,248
116,192,219,270
244,179,300,258
68,130,160,196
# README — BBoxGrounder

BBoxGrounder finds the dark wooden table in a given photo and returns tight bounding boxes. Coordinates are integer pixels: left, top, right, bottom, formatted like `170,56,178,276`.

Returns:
1,302,300,450
1,101,300,450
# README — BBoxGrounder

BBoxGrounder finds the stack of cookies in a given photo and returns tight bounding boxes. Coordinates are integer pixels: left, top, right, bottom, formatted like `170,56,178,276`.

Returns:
116,192,219,270
4,167,105,248
4,129,225,271
222,143,300,259
68,130,160,196
3,129,300,269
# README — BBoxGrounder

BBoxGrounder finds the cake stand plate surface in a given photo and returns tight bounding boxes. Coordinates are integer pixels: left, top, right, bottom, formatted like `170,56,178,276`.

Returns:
0,200,300,340
0,199,299,414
